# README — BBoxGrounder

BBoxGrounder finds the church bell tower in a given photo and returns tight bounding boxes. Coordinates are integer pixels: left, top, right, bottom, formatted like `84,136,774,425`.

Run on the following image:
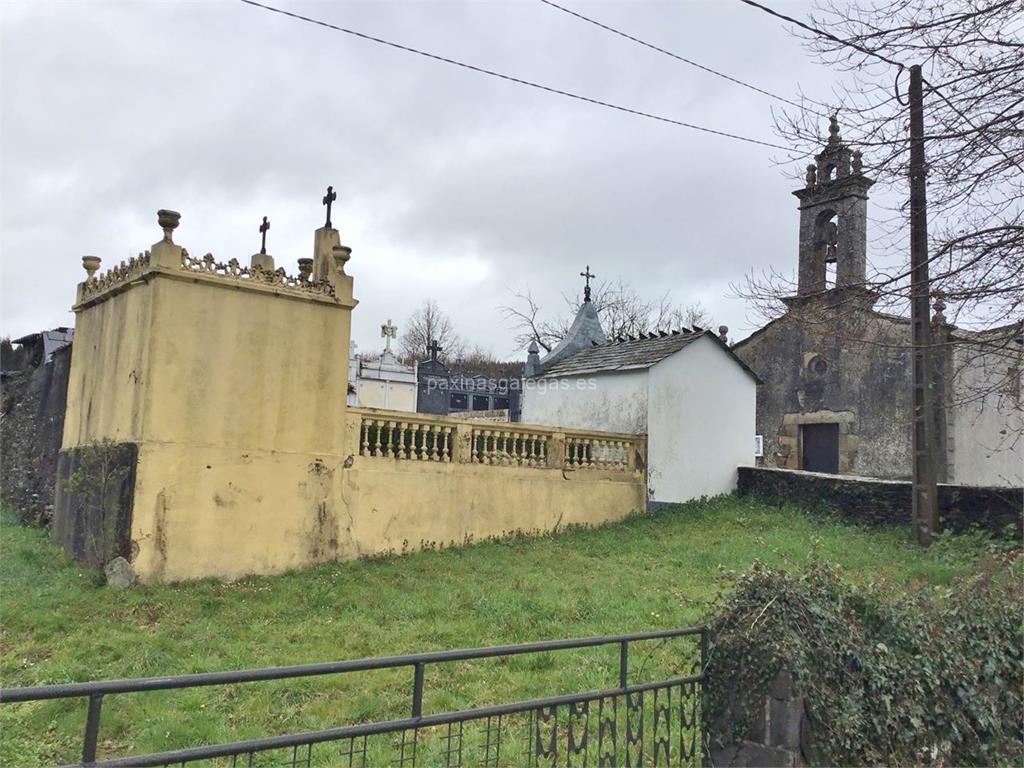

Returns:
792,116,874,296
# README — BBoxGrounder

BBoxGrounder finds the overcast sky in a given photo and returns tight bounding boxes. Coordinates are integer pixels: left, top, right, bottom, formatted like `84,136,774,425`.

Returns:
1,0,880,357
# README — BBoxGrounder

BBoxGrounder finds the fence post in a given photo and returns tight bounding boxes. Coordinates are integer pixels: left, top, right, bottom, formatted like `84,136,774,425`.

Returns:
411,662,425,719
619,640,628,690
82,693,104,764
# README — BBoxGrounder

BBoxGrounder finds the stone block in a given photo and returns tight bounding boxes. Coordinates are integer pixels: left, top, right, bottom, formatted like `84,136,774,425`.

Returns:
104,556,137,589
770,696,803,749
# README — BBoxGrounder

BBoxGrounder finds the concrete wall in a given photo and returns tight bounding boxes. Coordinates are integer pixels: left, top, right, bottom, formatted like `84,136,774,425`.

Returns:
948,343,1023,487
521,370,649,434
647,335,757,502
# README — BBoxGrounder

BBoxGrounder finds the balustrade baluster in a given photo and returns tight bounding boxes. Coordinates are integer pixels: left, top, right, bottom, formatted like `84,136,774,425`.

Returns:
486,430,496,465
428,425,438,461
360,420,370,456
441,427,451,462
373,420,383,456
397,422,408,460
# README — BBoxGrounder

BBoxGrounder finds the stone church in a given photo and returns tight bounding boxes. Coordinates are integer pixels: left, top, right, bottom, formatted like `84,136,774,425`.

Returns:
733,118,1022,488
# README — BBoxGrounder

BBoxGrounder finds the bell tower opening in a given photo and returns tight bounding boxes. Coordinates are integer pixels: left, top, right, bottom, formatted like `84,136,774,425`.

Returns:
792,116,874,298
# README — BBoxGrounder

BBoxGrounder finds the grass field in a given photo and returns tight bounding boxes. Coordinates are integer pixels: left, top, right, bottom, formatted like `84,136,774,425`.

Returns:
0,495,1000,766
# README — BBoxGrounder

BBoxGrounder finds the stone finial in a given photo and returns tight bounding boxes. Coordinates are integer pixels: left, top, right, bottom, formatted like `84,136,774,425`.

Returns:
932,291,947,325
828,114,841,145
525,338,541,377
332,244,352,276
805,164,817,188
852,150,863,174
82,255,102,279
718,325,729,343
297,257,313,282
157,209,180,243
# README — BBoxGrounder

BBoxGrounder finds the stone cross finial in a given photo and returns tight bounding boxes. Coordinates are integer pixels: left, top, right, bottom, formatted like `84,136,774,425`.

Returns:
259,216,270,255
427,338,442,361
322,185,336,229
580,265,595,302
381,319,398,352
157,209,181,243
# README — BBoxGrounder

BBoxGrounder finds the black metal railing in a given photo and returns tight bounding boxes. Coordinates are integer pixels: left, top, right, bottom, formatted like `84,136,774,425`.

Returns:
0,627,707,767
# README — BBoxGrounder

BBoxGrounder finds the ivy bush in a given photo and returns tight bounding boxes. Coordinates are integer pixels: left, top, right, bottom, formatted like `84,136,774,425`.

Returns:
705,556,1023,766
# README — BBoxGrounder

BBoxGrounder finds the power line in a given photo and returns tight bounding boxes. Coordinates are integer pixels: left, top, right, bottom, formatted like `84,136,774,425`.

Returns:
237,0,794,152
736,0,1024,173
735,0,906,69
540,0,826,116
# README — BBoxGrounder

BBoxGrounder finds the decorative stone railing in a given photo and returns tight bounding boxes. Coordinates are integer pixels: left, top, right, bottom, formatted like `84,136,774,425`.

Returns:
359,413,454,462
80,251,151,298
470,426,549,467
565,436,634,471
179,250,336,298
350,407,644,474
77,248,337,305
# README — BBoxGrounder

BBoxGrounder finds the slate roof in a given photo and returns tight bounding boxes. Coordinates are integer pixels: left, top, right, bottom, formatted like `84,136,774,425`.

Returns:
538,330,762,382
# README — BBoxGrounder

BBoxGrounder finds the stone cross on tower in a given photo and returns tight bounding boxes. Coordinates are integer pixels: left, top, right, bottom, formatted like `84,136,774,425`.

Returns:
259,216,270,255
427,338,442,361
580,265,595,303
381,318,398,352
322,185,336,229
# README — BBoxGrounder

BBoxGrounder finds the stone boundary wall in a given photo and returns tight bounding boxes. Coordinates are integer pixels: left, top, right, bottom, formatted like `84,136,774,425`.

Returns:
737,465,1022,537
710,669,810,768
0,344,72,525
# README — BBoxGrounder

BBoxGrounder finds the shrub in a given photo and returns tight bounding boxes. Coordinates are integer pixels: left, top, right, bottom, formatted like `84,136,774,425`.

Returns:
704,557,1023,766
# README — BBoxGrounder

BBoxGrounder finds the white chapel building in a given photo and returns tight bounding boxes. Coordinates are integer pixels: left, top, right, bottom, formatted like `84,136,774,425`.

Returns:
521,291,759,504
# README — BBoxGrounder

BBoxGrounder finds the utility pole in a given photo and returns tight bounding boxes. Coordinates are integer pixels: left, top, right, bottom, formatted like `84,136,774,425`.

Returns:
908,64,938,546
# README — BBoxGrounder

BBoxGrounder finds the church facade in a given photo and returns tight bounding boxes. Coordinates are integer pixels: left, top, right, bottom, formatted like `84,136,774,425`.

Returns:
733,119,1023,488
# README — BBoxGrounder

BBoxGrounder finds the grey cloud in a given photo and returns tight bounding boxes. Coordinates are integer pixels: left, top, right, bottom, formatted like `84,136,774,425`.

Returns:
3,0,852,356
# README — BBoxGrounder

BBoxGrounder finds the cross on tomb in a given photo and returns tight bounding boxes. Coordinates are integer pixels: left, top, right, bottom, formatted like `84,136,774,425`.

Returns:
259,216,270,255
427,338,442,361
381,318,398,352
580,265,595,302
322,185,337,228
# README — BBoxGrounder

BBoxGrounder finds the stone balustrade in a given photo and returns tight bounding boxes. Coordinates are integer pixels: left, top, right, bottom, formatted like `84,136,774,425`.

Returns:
350,407,644,473
470,426,549,467
358,414,454,462
565,436,634,471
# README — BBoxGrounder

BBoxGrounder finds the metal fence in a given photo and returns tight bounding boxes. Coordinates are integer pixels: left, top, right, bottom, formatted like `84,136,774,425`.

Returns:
0,627,706,767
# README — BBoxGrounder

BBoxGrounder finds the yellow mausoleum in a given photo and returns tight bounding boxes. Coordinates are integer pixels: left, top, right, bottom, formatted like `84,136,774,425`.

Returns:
54,207,646,582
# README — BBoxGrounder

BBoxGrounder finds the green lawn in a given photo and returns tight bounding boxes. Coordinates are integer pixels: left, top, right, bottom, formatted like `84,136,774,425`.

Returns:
0,496,997,766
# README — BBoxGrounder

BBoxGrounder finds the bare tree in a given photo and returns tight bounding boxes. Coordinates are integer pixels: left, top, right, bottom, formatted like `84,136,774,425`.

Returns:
736,0,1022,337
501,280,712,352
399,299,465,362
